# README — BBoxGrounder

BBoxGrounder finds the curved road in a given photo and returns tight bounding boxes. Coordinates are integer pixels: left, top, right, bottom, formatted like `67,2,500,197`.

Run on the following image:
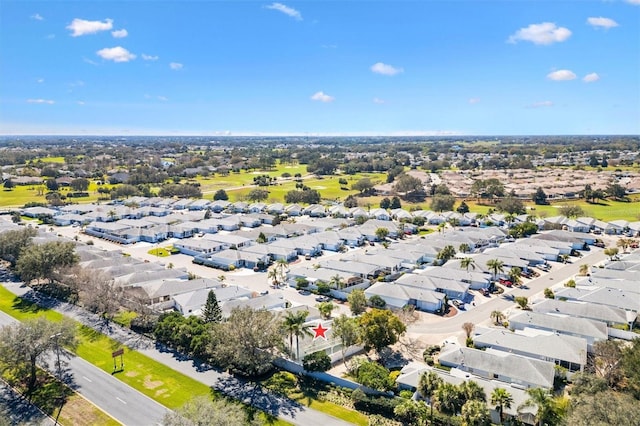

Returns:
407,247,608,335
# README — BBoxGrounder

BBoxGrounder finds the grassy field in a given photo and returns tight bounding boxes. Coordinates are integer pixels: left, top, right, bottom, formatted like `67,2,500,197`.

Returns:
0,286,289,425
0,182,115,208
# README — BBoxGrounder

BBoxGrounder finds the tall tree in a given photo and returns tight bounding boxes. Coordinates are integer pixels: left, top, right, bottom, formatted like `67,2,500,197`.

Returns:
15,241,78,285
460,257,475,272
331,314,360,371
418,371,443,423
347,289,368,315
434,382,464,415
208,307,284,377
358,309,406,355
519,387,563,426
491,387,513,424
0,227,36,266
282,310,312,360
0,317,77,394
202,290,222,323
486,258,504,281
461,399,491,426
162,396,252,426
621,337,640,399
532,187,548,205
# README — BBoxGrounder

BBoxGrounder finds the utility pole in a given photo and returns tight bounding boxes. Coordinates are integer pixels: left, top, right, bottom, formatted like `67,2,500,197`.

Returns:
50,332,62,426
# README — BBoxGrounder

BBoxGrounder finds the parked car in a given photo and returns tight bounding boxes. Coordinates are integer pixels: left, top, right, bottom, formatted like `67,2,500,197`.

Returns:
480,288,490,297
315,295,330,302
298,289,311,296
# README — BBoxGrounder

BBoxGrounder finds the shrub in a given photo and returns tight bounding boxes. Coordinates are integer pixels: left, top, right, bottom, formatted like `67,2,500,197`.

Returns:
264,371,299,395
351,389,399,417
303,350,332,372
424,356,434,366
356,361,395,391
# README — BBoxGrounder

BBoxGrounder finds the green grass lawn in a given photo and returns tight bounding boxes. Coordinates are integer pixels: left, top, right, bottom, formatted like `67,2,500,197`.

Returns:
147,247,172,257
288,389,368,426
0,286,289,425
0,182,116,208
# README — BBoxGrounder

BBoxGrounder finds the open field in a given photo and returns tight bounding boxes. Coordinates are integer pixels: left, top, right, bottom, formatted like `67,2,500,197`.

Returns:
1,182,115,208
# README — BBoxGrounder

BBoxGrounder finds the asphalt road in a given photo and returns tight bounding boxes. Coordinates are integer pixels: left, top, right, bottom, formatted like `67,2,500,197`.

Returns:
0,310,169,426
0,379,54,426
407,246,609,336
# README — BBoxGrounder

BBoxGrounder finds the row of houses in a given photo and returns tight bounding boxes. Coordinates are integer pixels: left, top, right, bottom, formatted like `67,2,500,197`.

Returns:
394,247,640,425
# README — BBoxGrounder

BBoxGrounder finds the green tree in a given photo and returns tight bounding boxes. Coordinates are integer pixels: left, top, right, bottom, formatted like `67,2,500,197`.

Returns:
544,288,555,299
247,188,269,202
282,310,312,360
604,247,619,261
348,289,368,315
355,361,395,391
15,241,78,285
358,309,406,355
418,371,443,423
390,196,402,209
490,310,504,325
213,189,228,200
434,382,464,415
486,258,504,281
460,380,485,402
558,205,584,218
460,257,475,272
317,302,336,319
459,243,471,254
331,314,361,371
351,177,374,195
491,387,513,424
394,174,426,201
375,227,389,241
3,178,14,190
0,227,36,266
437,245,457,262
532,187,548,205
268,259,289,288
568,390,640,426
70,178,90,192
496,196,526,215
0,317,77,394
208,307,283,376
202,290,222,323
430,194,455,212
394,399,427,426
519,387,564,426
461,399,491,426
457,200,470,214
621,337,640,399
515,296,530,310
368,295,387,309
302,350,331,372
162,396,251,426
379,197,391,209
508,266,522,286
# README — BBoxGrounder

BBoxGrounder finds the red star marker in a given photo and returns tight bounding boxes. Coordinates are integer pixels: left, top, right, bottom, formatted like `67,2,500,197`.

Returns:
312,322,329,340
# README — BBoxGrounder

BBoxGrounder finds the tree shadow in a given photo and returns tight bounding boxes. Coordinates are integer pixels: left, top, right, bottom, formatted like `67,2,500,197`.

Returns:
212,375,303,419
11,296,45,314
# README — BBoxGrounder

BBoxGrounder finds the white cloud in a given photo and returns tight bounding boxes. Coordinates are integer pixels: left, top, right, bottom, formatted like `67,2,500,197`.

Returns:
67,18,113,37
625,0,640,5
27,99,55,104
31,13,44,21
157,96,168,101
77,101,85,105
83,57,99,66
36,78,44,83
169,62,183,70
111,29,128,38
587,17,619,29
265,3,302,20
142,54,159,61
371,62,403,76
547,69,577,81
373,97,385,104
468,97,481,104
310,91,334,102
96,46,136,62
528,100,554,108
583,72,600,83
508,22,571,45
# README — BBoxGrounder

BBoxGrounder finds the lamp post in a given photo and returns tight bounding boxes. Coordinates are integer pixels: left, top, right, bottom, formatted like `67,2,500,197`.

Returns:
50,332,63,425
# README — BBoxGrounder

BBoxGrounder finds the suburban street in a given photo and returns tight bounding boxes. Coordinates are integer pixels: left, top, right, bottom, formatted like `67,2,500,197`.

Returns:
0,309,169,426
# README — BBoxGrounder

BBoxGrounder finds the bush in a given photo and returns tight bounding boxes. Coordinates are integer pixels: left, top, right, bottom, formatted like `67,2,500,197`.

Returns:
264,371,299,395
351,388,399,417
423,345,441,357
356,361,395,392
399,390,414,399
424,356,434,366
303,350,332,372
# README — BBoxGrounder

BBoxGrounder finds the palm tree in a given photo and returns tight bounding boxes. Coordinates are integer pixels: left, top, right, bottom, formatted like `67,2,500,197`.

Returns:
460,257,475,273
459,243,471,253
508,266,522,286
461,399,491,426
434,382,463,415
460,380,485,402
418,371,443,423
329,274,345,290
490,310,504,325
486,259,504,281
491,388,513,424
270,258,289,288
282,310,312,360
519,387,561,426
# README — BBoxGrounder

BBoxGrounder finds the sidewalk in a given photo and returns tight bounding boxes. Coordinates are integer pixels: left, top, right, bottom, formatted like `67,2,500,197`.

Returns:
2,281,353,426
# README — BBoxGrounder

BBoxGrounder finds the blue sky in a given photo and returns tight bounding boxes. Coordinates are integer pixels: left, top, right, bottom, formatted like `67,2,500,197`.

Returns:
1,0,639,136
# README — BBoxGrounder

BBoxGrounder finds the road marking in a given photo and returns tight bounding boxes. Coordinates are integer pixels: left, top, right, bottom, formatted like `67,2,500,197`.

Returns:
82,376,92,382
116,397,127,404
